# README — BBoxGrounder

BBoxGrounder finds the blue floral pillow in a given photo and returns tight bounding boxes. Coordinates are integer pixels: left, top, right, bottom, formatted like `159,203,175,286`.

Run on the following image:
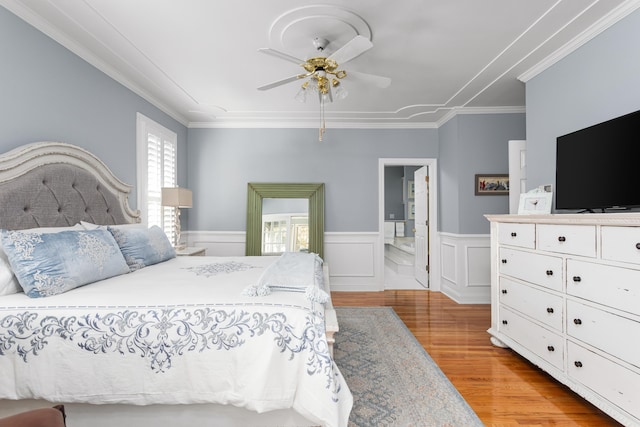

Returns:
0,228,130,298
107,225,176,271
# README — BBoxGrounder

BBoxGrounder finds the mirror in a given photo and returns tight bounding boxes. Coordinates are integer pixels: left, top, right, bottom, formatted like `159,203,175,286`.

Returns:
262,198,309,255
246,183,324,258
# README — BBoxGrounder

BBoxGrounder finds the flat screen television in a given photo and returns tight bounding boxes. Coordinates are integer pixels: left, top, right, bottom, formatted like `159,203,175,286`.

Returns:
555,109,640,212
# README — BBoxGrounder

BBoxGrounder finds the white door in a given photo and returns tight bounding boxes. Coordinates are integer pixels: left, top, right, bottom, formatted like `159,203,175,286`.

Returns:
508,140,526,214
414,166,429,287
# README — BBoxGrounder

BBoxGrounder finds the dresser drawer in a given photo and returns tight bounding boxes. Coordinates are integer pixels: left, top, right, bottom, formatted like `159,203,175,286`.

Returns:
498,223,535,248
537,224,596,257
499,247,563,292
602,226,640,265
567,300,640,368
567,259,640,315
499,277,563,331
499,306,563,370
568,341,640,420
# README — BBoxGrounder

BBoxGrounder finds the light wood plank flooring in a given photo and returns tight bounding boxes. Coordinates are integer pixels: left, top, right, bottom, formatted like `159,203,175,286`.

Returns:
331,290,624,427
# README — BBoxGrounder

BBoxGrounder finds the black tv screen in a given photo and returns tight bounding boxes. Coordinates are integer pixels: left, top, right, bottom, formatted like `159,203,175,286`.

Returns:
555,109,640,211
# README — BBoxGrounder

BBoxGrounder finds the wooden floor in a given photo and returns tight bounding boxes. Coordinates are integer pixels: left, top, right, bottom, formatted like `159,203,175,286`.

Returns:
331,290,624,427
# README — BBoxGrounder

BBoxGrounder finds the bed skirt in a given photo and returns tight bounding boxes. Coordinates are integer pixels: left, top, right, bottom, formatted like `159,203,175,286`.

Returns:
0,400,317,427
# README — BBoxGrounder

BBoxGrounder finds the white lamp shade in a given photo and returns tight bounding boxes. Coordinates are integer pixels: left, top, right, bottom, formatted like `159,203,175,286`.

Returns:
161,187,193,208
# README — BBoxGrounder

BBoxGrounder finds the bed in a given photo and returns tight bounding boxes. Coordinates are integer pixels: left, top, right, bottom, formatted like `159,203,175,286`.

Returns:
0,142,351,427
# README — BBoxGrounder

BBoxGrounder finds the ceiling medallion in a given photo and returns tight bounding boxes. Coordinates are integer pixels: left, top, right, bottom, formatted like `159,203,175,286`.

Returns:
259,6,390,141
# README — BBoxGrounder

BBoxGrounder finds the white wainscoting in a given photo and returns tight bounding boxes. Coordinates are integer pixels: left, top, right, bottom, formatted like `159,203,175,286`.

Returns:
184,231,383,291
324,232,383,291
438,232,491,304
185,230,490,302
184,231,246,256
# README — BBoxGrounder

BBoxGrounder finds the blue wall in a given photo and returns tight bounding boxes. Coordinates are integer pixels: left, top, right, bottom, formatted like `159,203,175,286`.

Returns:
525,8,640,199
0,7,188,208
439,113,526,233
186,128,438,232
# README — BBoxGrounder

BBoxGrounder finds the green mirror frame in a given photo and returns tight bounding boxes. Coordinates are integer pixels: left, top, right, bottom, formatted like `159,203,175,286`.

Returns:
246,183,325,258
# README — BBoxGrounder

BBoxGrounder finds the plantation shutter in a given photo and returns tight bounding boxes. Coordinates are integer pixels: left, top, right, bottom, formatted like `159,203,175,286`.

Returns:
137,113,178,241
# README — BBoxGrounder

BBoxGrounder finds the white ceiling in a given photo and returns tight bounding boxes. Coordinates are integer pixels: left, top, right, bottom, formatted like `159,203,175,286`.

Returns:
2,0,639,129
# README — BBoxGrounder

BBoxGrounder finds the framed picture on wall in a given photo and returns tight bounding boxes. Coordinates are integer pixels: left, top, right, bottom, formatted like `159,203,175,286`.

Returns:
408,200,415,219
475,174,509,195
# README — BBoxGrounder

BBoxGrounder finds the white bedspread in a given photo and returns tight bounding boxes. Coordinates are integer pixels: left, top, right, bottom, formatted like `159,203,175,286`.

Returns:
0,256,352,427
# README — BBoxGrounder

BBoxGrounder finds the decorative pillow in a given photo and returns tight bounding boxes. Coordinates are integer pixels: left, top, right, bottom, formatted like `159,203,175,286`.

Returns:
0,229,130,298
107,225,176,272
0,225,84,296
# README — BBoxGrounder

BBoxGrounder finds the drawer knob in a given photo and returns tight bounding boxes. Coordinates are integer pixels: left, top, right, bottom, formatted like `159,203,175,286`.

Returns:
501,259,507,264
546,270,554,276
558,236,566,242
573,318,582,325
547,345,555,352
511,232,517,237
501,289,508,294
546,307,554,313
636,243,640,250
502,320,508,325
572,276,582,283
574,361,583,368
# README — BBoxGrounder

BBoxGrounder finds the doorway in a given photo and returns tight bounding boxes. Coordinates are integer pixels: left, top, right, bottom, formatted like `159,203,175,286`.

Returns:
378,158,439,291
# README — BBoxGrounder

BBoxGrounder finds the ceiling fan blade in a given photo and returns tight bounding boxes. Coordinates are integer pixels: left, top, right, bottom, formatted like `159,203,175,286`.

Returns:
327,35,373,65
258,48,304,65
348,70,391,88
257,74,303,91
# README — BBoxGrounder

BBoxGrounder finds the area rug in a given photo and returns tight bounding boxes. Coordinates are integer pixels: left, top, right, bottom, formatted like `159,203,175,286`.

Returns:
334,307,484,427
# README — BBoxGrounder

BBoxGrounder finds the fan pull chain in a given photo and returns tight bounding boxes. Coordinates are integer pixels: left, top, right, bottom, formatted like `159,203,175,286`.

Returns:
319,98,326,142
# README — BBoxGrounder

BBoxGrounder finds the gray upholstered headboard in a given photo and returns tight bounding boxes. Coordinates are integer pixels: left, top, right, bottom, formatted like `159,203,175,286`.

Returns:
0,142,140,230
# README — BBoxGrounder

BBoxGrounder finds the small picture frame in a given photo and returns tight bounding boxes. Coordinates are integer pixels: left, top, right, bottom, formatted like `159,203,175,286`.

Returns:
518,192,553,214
475,174,509,195
408,200,415,219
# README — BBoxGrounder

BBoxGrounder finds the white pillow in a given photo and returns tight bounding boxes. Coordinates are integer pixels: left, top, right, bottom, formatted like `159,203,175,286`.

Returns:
21,224,85,233
0,245,21,296
0,224,84,296
81,221,144,230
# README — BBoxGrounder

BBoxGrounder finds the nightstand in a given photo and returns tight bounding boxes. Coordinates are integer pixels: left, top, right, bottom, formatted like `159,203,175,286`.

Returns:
175,247,206,256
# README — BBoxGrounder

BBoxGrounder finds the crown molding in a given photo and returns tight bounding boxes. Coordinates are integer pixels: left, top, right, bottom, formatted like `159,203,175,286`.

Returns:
518,0,640,83
188,106,525,129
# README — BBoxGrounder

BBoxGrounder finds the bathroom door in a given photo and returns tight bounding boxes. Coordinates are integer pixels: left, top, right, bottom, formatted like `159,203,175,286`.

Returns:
414,166,429,287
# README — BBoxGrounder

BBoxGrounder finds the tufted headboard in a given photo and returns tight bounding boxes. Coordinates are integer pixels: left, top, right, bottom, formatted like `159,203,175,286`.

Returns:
0,142,140,230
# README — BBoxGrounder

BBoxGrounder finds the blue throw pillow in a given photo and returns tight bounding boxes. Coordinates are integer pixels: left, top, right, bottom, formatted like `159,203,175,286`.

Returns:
107,225,176,271
0,228,130,298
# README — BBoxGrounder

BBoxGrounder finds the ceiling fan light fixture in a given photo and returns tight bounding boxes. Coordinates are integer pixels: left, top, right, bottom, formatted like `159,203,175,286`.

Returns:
295,81,309,103
334,83,348,100
258,35,388,141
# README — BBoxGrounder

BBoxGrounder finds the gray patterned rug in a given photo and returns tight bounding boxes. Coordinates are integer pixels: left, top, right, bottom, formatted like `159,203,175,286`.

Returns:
334,307,484,427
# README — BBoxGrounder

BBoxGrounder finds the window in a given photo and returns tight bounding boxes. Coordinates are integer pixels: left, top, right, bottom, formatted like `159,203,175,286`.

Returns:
261,214,309,255
136,113,178,241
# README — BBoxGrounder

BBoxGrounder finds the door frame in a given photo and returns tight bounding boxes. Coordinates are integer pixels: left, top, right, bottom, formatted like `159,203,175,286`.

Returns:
378,158,440,291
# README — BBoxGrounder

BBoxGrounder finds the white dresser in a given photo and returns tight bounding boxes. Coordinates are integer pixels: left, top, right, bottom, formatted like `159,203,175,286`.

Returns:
486,214,640,427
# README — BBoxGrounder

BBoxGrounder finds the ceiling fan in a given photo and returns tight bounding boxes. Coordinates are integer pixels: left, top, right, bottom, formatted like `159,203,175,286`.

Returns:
257,35,391,140
258,35,390,100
